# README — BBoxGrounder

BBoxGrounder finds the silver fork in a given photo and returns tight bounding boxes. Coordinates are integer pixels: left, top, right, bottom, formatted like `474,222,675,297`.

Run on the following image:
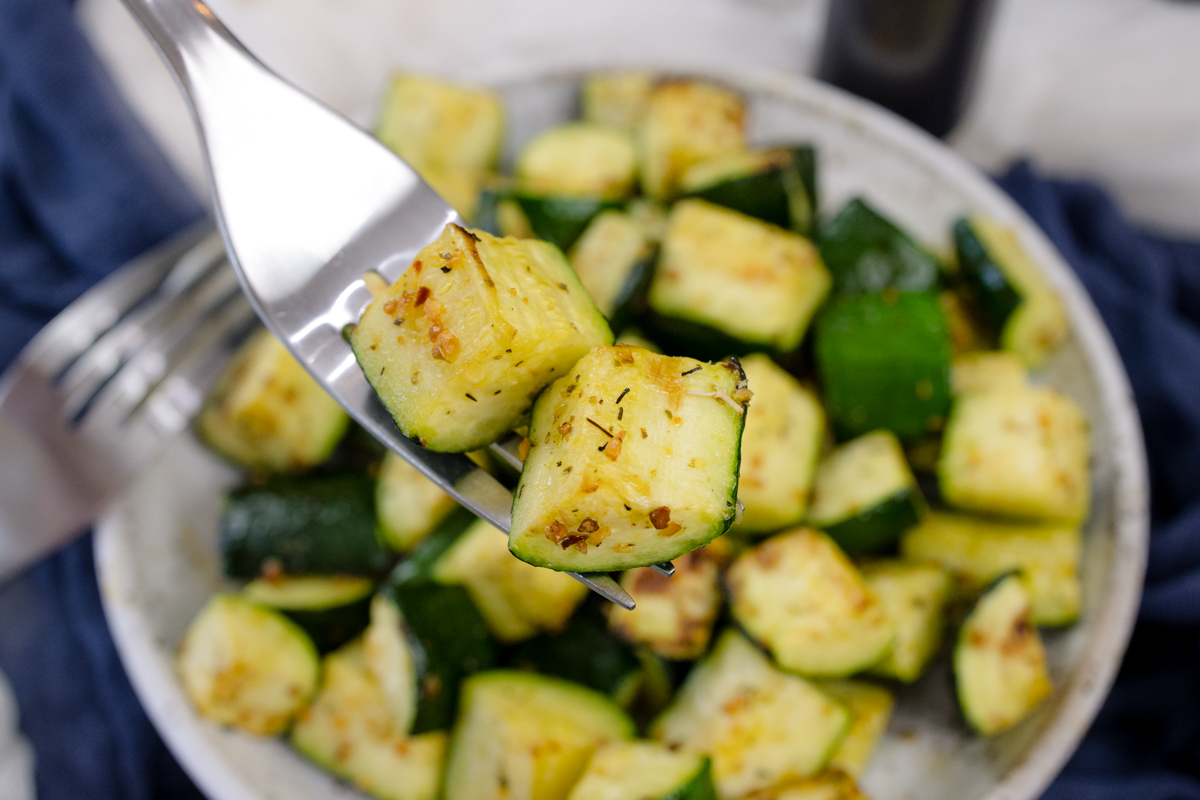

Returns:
99,0,658,606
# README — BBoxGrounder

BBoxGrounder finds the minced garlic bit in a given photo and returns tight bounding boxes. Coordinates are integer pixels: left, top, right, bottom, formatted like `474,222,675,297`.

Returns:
649,506,671,530
518,437,532,460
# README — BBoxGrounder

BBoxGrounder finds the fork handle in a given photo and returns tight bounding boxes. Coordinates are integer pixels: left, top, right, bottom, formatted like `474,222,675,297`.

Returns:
120,0,253,94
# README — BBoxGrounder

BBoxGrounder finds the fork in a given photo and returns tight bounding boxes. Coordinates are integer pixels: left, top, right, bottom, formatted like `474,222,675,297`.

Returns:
4,0,659,606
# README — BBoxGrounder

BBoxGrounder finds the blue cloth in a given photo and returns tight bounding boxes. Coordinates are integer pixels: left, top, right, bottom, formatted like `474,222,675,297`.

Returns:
2,3,1200,800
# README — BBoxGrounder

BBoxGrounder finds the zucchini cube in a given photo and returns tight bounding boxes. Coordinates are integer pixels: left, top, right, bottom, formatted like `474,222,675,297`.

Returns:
351,223,612,452
509,615,642,708
375,451,458,552
582,72,655,133
197,329,349,472
814,292,952,440
938,387,1090,523
734,354,825,536
652,629,851,799
901,511,1082,626
818,198,940,295
806,430,923,556
681,145,818,237
649,199,831,355
517,123,638,200
861,562,952,682
638,81,746,200
509,345,749,572
569,210,656,334
291,641,447,800
954,216,1068,366
568,742,715,800
726,529,894,677
951,350,1029,396
954,574,1052,736
243,575,374,654
819,680,895,778
739,772,867,800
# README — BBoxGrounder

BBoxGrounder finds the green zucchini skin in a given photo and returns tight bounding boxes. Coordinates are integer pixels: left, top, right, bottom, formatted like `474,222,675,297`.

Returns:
953,218,1021,334
220,473,393,578
514,194,621,251
644,311,762,361
508,611,642,707
607,253,655,335
279,599,372,654
814,292,952,441
471,186,508,236
685,146,817,238
668,760,719,800
818,198,941,296
821,490,922,557
388,506,478,585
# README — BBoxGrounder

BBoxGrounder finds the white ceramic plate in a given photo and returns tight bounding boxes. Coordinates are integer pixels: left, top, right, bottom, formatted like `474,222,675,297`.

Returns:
96,68,1148,800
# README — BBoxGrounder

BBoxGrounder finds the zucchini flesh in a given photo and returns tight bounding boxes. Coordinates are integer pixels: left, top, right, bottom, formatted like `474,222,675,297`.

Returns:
434,518,589,642
243,575,375,653
818,681,895,778
814,292,952,440
861,562,952,682
651,629,850,799
649,200,831,354
364,594,420,734
582,72,655,133
806,431,923,556
954,574,1052,736
351,223,612,452
726,529,894,677
614,328,660,352
607,547,723,661
197,329,348,472
291,641,447,800
509,345,748,572
954,217,1067,367
950,351,1029,396
510,613,642,708
569,210,656,333
517,123,638,200
177,594,319,735
567,742,716,800
738,771,867,800
376,451,459,552
734,354,824,536
938,386,1090,523
375,74,504,218
514,194,622,252
638,81,746,200
443,670,635,800
900,511,1082,626
818,198,941,296
681,146,818,238
220,472,392,578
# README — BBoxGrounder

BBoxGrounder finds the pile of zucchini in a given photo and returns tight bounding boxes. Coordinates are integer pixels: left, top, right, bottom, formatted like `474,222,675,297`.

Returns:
177,70,1089,800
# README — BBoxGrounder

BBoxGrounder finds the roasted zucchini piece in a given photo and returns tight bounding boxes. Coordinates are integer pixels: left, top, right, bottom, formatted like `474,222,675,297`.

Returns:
739,771,867,800
220,472,393,578
954,574,1052,736
614,328,660,352
818,680,895,778
939,386,1090,523
951,351,1029,395
375,74,504,218
681,146,818,237
197,329,349,472
243,575,374,653
814,292,952,440
510,613,643,708
568,742,716,800
177,594,319,735
805,430,923,556
953,216,1068,366
582,72,655,133
627,198,670,243
652,629,850,799
861,561,952,682
900,511,1082,626
375,451,458,552
434,518,589,642
513,195,622,252
638,81,746,200
733,354,824,536
726,529,894,677
291,641,447,800
509,345,749,572
607,547,724,661
443,671,635,800
518,123,638,200
569,210,656,333
648,200,831,356
818,198,940,295
351,223,612,452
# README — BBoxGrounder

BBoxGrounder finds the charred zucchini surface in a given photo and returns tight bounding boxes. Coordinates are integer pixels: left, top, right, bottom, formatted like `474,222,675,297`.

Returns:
954,574,1052,736
510,345,749,572
861,561,952,682
351,223,612,452
517,123,638,200
638,81,746,200
607,547,724,660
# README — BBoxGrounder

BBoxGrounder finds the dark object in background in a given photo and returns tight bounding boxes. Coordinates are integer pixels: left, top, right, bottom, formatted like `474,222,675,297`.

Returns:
817,0,997,138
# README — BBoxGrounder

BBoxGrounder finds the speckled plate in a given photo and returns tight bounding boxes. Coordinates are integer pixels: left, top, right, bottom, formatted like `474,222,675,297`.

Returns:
95,67,1148,800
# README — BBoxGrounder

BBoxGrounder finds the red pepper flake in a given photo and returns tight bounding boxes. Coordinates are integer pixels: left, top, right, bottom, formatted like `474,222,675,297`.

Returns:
518,438,532,460
414,286,431,306
558,422,572,437
560,534,589,552
649,506,671,530
382,298,399,315
603,430,626,461
544,520,568,543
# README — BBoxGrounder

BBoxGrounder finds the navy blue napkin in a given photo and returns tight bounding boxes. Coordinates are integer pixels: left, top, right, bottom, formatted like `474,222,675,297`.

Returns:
2,2,1200,799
